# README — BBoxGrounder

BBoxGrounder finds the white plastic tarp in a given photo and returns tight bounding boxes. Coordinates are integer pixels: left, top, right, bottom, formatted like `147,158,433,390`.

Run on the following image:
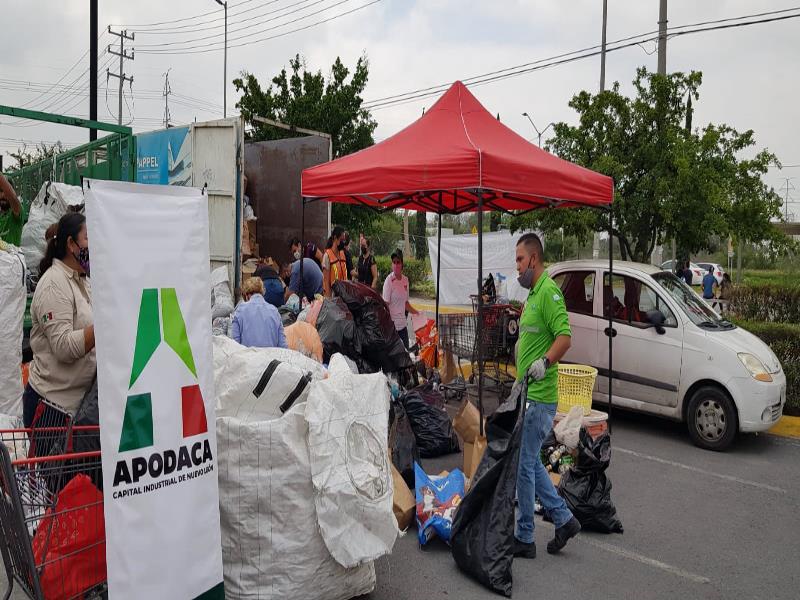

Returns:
427,230,543,305
0,247,26,416
214,345,375,600
20,182,84,278
305,354,397,568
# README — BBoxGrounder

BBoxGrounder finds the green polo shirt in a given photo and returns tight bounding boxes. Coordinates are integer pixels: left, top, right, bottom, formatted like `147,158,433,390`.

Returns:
0,205,26,246
516,272,571,403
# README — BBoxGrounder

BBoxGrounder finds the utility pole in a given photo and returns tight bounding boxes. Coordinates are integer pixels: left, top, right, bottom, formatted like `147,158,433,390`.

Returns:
90,0,98,141
658,0,668,75
162,70,172,128
107,27,134,126
780,178,795,220
214,0,228,117
600,0,608,92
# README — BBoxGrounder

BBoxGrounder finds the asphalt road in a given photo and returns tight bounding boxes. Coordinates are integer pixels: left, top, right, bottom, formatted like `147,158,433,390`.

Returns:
5,406,798,600
367,406,800,600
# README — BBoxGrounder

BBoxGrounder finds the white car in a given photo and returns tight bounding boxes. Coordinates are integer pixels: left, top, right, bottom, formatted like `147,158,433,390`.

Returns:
696,262,725,285
660,260,705,285
549,260,785,451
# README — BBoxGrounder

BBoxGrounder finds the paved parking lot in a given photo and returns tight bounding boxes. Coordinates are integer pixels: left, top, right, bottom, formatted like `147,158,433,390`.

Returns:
368,407,800,600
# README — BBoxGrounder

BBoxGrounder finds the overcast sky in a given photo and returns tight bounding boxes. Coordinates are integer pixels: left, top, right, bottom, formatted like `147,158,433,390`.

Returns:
1,0,798,213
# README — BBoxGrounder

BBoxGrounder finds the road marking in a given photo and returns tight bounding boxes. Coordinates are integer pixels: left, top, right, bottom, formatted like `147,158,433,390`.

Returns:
615,446,787,494
581,537,711,584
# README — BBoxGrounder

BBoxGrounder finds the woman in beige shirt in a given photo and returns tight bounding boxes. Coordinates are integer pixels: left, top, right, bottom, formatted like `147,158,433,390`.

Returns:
24,212,96,427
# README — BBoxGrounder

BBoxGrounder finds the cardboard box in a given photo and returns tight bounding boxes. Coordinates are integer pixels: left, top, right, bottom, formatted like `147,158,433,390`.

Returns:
391,464,415,531
454,398,483,444
463,435,487,480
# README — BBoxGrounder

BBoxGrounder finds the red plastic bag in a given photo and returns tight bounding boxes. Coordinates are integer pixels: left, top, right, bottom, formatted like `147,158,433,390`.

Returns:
32,474,106,600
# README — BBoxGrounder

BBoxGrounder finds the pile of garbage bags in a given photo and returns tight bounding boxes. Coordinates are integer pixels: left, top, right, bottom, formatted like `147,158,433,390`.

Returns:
213,336,398,600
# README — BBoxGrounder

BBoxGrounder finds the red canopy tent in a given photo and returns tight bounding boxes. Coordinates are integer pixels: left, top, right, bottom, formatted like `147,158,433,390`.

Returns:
301,81,615,425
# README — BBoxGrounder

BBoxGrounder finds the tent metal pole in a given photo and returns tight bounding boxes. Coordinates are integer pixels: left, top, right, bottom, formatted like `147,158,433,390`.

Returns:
607,204,614,433
300,197,306,301
477,190,485,438
435,194,443,370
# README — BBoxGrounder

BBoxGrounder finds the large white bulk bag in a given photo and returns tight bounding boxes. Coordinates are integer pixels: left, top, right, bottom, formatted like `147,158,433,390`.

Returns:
215,349,375,599
0,247,26,416
305,354,398,568
20,182,84,278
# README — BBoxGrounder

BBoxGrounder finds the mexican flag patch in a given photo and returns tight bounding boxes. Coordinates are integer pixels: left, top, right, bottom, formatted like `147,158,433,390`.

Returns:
41,312,54,323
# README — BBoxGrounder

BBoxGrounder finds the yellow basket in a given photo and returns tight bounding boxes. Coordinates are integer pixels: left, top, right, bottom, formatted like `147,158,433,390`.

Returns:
557,364,597,416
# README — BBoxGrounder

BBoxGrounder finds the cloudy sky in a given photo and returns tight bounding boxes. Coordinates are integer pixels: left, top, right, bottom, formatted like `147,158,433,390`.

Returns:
1,0,798,214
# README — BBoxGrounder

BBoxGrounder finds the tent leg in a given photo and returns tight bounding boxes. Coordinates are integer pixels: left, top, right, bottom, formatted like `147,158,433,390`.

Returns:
477,191,484,438
435,206,442,370
300,196,306,301
607,205,614,433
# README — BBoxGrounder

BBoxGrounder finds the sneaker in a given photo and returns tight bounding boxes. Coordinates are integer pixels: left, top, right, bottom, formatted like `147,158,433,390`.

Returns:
546,517,581,554
513,539,537,559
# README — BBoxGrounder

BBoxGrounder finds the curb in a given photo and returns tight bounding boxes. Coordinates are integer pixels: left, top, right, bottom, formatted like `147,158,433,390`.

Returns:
768,415,800,440
410,300,469,315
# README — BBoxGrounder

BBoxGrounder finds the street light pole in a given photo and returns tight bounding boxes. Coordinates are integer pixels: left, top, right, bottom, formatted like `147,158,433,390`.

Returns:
521,112,555,147
215,0,227,118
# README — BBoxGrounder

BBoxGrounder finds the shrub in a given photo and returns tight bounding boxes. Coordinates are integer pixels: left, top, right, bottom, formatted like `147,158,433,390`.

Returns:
731,319,800,415
729,284,800,324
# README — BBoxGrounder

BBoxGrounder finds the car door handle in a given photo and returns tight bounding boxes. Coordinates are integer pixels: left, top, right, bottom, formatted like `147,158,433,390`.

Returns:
604,327,617,338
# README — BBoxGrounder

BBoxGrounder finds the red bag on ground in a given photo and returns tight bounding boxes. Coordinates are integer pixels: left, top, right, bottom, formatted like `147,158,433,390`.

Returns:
32,474,106,600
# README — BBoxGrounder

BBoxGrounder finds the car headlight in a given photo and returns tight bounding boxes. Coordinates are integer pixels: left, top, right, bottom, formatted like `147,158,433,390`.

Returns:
738,353,773,382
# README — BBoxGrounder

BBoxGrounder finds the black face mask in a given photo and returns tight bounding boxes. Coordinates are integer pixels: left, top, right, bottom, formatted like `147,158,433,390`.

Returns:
518,256,535,289
338,240,346,251
361,246,368,255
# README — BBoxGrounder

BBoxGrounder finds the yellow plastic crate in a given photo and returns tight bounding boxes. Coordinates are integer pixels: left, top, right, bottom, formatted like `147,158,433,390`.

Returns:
557,364,597,416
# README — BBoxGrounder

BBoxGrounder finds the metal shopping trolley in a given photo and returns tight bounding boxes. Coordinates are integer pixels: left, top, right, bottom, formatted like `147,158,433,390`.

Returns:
438,298,520,397
0,421,106,600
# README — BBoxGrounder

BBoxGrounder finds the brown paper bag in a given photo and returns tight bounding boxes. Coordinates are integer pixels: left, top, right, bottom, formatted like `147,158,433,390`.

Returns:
440,350,458,384
462,435,487,480
454,398,482,444
391,464,415,531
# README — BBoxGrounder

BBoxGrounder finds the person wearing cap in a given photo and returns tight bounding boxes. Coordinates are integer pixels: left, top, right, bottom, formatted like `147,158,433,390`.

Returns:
382,250,419,349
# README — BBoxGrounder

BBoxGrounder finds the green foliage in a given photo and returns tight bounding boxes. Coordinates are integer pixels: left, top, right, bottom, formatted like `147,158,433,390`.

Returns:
360,212,402,256
413,211,428,260
729,319,800,414
741,269,800,288
7,141,64,170
729,283,800,324
512,68,787,262
375,255,429,291
234,54,377,236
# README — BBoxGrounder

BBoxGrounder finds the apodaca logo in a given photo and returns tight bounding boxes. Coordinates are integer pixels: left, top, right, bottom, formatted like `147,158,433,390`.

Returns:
119,288,208,452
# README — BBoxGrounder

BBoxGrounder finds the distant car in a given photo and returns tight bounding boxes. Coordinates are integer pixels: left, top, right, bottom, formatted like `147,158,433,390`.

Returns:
696,262,725,285
660,260,704,285
549,260,785,451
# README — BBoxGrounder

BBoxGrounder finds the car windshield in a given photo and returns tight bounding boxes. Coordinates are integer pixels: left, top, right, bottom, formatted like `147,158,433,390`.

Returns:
652,272,735,330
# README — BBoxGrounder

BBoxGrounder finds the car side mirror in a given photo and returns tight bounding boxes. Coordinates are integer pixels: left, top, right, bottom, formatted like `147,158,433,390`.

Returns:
645,309,667,335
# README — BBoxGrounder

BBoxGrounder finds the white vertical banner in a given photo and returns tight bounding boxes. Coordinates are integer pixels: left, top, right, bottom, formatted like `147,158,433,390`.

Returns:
85,180,224,600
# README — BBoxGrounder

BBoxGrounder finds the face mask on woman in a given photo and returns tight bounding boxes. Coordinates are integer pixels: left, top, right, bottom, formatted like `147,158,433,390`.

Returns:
293,249,302,260
74,244,90,276
361,245,368,256
392,262,403,277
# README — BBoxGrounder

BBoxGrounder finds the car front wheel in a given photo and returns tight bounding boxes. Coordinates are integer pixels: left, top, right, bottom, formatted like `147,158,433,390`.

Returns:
686,386,738,451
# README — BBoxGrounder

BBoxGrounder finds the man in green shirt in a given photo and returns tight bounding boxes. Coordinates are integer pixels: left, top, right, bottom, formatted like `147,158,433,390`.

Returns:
513,233,581,559
0,174,25,246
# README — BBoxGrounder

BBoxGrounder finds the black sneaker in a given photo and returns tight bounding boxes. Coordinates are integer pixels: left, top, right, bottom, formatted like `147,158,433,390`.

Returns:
546,517,581,554
513,539,536,559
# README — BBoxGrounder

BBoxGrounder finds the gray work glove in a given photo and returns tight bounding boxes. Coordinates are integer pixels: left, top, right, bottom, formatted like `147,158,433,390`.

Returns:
527,357,550,382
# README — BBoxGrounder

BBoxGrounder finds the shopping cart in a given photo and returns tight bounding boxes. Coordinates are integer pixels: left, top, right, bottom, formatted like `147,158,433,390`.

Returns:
438,299,520,397
0,425,106,600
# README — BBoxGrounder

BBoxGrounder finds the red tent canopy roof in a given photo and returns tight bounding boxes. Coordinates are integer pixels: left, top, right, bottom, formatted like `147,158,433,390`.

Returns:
301,81,613,214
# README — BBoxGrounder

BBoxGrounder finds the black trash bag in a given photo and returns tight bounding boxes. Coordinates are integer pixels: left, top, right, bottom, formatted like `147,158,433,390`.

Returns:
450,380,526,598
315,297,360,364
558,429,623,534
332,280,412,374
279,306,297,327
401,386,460,458
389,396,420,489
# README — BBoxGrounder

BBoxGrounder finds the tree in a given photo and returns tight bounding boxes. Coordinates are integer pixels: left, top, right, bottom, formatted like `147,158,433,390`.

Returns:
512,68,786,262
413,211,428,259
234,54,378,235
7,141,64,170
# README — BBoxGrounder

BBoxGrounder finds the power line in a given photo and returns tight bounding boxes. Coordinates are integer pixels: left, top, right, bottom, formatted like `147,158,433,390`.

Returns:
135,0,337,47
362,9,800,111
111,0,262,28
133,0,314,35
136,0,383,55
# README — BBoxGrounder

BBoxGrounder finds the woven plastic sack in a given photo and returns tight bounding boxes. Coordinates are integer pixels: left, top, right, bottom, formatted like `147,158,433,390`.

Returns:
0,246,25,416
